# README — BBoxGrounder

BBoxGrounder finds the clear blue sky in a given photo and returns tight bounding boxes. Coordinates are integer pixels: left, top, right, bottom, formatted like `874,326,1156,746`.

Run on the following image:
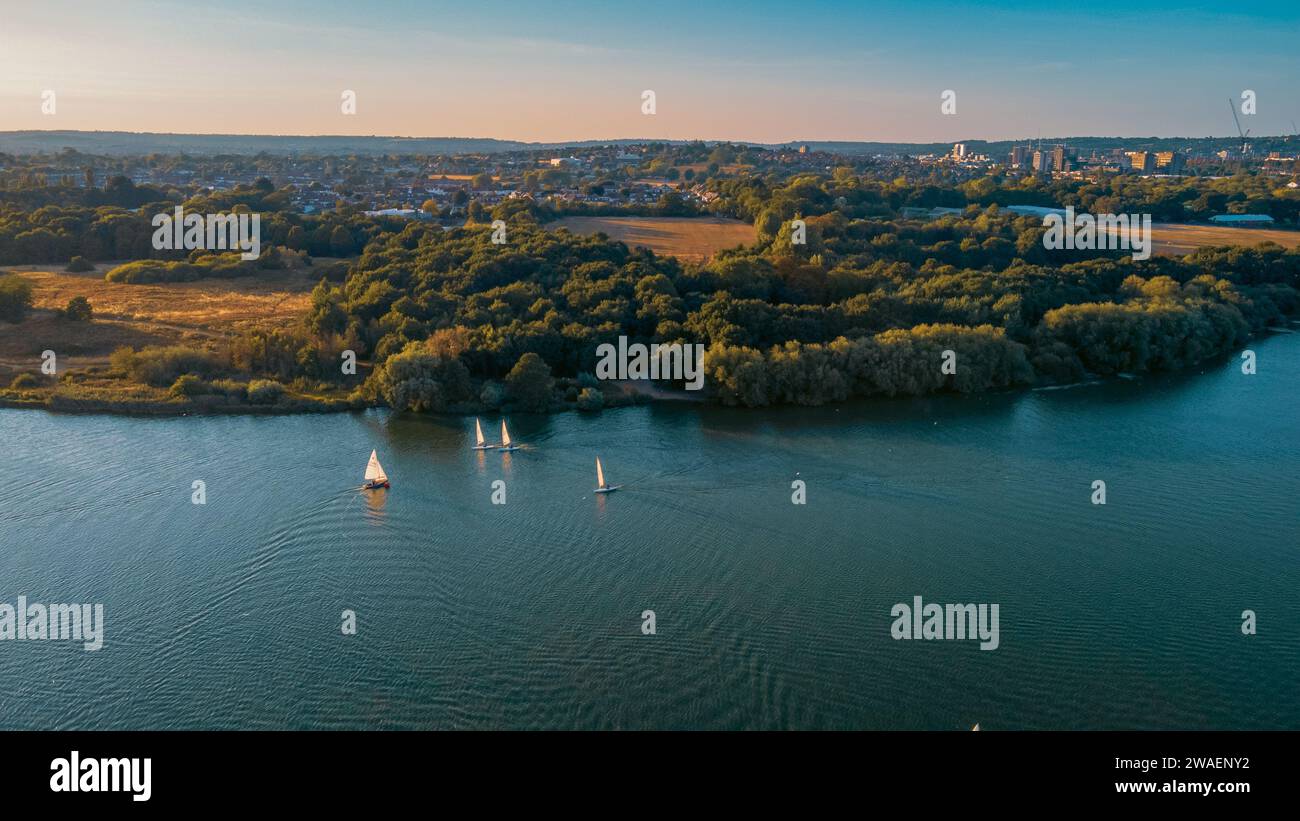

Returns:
2,0,1297,142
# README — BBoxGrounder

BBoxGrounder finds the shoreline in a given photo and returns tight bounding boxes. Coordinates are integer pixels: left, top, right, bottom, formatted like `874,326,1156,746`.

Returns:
3,323,1293,419
0,365,1243,418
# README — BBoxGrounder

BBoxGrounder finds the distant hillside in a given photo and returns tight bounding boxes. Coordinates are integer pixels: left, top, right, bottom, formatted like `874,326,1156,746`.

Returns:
0,131,538,156
2,130,1297,158
0,131,704,157
796,135,1300,156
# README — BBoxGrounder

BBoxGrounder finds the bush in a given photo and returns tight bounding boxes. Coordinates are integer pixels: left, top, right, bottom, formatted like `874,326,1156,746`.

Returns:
168,374,211,398
208,379,249,401
9,373,40,389
104,253,262,284
63,296,93,322
110,345,222,386
65,256,94,273
247,379,285,404
576,387,604,411
0,274,34,322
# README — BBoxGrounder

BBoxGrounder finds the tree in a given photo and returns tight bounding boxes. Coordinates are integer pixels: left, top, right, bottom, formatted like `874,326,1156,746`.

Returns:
504,352,554,411
305,279,347,336
0,274,34,322
63,296,93,322
285,225,308,251
373,340,471,412
329,225,355,256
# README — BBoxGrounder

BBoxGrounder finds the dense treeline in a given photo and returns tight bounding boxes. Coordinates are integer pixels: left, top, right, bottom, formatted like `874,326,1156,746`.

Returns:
297,195,1298,409
710,170,1300,227
6,165,1300,413
0,179,390,266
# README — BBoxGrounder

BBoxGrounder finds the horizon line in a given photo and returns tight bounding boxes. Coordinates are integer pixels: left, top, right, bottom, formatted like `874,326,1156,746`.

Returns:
3,129,1294,147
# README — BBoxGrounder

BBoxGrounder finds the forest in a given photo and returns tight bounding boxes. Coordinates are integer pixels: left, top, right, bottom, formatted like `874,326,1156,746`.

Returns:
306,201,1295,409
2,166,1298,413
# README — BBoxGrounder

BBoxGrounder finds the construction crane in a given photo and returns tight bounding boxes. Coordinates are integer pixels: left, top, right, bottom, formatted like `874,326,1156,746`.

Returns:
1228,98,1251,156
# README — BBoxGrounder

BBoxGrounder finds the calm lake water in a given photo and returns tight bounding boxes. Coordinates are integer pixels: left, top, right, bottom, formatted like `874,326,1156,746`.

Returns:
1,334,1297,730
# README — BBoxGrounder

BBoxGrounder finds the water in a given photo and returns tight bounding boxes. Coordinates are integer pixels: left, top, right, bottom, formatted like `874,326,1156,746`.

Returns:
1,335,1297,730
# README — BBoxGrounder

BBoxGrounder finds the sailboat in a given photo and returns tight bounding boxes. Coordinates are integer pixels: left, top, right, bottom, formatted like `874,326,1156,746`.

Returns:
594,456,621,493
498,420,521,452
471,417,495,450
362,449,390,489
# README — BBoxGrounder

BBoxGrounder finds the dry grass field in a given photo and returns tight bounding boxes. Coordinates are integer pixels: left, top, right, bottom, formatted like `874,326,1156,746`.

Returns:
1146,223,1300,256
550,216,1299,263
0,261,316,375
550,216,757,262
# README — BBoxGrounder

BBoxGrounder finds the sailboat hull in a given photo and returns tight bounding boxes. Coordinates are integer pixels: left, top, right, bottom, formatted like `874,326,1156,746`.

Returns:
594,486,621,494
362,480,390,490
498,446,521,452
471,444,495,450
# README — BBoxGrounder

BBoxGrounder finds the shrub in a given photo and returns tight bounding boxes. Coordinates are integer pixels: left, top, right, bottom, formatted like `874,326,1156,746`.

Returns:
208,379,249,401
104,253,261,284
9,373,40,389
247,379,285,404
63,296,93,322
110,345,222,386
576,387,604,411
0,274,34,322
65,256,94,273
168,374,210,398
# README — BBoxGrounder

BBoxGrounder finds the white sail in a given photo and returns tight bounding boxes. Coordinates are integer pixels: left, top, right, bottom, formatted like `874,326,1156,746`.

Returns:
596,457,606,489
364,449,387,482
475,418,485,446
501,420,512,447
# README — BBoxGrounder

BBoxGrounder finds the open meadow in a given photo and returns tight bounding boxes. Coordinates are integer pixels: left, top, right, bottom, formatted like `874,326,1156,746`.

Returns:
549,216,757,262
0,262,316,378
1147,222,1300,255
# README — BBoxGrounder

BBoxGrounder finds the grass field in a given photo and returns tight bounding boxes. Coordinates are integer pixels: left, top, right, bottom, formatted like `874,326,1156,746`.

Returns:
550,216,756,262
1147,223,1300,256
0,261,316,376
551,216,1299,262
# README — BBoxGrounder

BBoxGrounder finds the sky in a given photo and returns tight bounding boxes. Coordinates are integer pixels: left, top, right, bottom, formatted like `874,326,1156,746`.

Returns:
1,0,1298,143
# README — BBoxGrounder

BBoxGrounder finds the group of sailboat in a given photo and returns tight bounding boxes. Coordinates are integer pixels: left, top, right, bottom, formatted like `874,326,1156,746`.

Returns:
471,417,521,452
361,418,620,494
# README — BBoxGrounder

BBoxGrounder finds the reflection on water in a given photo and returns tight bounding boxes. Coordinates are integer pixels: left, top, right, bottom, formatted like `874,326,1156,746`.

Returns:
0,335,1297,730
362,488,387,522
